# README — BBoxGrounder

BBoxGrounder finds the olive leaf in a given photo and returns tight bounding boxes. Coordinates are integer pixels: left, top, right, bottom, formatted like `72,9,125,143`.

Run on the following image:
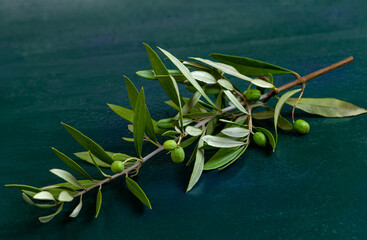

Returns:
185,126,203,137
33,191,55,201
4,184,42,193
221,127,249,138
210,53,296,76
191,71,217,84
143,43,183,107
180,135,199,148
223,90,248,114
95,186,102,218
190,57,275,89
125,76,157,142
252,107,293,130
218,144,249,170
50,169,84,189
62,123,114,164
22,193,55,209
186,138,205,193
58,191,74,202
69,196,83,218
38,203,64,223
218,79,233,90
136,69,185,82
126,176,152,209
107,104,134,123
73,151,112,168
174,92,202,121
274,89,302,143
202,135,245,148
133,88,147,157
285,98,367,117
89,151,111,178
169,75,184,129
52,148,93,181
158,47,217,108
204,146,245,170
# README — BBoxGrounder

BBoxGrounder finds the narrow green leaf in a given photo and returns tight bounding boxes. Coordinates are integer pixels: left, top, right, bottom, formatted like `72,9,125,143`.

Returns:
126,176,152,209
52,148,93,180
169,75,183,130
254,127,276,151
274,89,302,143
143,43,183,107
190,57,253,82
50,169,84,189
183,60,212,71
219,119,245,127
180,135,199,149
133,88,147,157
174,92,202,120
221,127,249,138
69,196,83,218
186,138,205,192
252,79,274,89
58,191,74,202
191,71,217,84
95,186,102,218
162,130,179,138
136,69,185,81
89,151,111,178
210,53,296,76
107,104,134,123
185,126,203,137
39,203,64,223
218,79,233,90
202,135,245,148
22,193,55,209
33,191,55,201
252,107,293,130
219,144,249,170
124,76,157,142
223,90,248,114
158,47,217,108
4,184,41,193
74,151,112,168
62,123,113,164
204,146,244,170
285,98,367,117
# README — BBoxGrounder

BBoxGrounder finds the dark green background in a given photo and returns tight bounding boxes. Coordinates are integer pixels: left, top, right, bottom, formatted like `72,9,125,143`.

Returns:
1,0,367,239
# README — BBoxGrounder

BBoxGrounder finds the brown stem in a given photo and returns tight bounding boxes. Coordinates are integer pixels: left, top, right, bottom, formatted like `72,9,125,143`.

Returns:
74,56,354,198
261,56,354,102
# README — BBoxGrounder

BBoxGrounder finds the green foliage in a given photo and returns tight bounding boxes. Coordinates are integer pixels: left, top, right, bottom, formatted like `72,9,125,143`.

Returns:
5,44,364,223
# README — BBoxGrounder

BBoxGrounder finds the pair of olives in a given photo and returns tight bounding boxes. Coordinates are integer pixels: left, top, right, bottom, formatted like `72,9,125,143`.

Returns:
253,120,310,147
163,140,185,164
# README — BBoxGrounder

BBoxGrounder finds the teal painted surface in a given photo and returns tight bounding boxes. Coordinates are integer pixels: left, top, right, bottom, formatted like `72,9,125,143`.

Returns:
1,0,367,239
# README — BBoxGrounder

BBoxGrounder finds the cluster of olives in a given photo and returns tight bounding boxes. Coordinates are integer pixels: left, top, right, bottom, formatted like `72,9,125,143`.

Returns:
163,140,185,164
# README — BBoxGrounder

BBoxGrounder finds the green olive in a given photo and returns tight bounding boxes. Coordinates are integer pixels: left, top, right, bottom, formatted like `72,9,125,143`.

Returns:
294,119,310,134
110,161,125,173
163,140,177,151
170,147,185,164
244,89,262,101
253,132,267,147
157,118,174,129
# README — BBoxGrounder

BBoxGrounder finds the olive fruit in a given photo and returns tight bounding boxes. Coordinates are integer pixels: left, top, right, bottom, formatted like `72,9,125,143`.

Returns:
244,89,262,101
253,132,267,147
157,118,174,129
170,147,185,164
163,140,177,151
110,161,125,173
294,119,310,134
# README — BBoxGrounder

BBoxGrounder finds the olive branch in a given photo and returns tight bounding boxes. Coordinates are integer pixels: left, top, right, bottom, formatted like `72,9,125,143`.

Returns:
5,43,366,223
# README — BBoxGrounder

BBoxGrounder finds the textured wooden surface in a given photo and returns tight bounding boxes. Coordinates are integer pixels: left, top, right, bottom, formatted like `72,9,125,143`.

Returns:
1,0,367,239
